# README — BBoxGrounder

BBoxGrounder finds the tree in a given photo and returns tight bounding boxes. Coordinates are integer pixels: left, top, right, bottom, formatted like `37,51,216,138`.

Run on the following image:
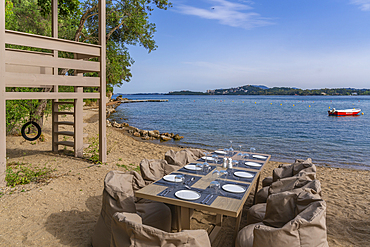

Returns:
5,0,171,133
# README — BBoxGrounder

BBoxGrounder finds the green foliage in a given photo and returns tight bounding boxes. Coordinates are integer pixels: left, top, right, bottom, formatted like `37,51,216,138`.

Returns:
85,136,101,164
116,164,128,169
133,165,140,172
6,162,54,187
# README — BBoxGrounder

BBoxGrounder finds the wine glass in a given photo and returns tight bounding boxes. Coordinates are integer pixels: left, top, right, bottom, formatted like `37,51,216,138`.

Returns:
229,140,233,149
203,151,210,165
228,147,234,158
212,154,219,165
250,147,256,159
209,181,220,195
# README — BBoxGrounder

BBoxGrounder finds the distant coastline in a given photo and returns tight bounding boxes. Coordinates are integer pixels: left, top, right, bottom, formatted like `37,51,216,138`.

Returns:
167,85,370,96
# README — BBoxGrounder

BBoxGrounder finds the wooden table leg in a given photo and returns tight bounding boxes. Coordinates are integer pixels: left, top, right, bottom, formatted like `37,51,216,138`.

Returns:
215,214,223,226
180,207,191,230
176,206,182,232
233,211,243,243
253,174,261,205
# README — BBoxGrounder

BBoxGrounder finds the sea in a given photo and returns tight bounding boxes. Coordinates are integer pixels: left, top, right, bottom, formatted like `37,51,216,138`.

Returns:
109,94,370,170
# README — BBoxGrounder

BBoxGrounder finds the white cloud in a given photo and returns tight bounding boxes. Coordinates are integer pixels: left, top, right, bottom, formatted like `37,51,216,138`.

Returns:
350,0,370,11
175,0,274,29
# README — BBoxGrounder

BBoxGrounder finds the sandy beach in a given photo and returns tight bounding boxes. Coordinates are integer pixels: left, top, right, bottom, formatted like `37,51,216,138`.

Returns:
0,108,369,246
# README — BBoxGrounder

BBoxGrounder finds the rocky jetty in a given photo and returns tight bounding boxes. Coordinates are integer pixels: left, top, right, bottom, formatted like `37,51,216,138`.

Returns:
106,119,184,142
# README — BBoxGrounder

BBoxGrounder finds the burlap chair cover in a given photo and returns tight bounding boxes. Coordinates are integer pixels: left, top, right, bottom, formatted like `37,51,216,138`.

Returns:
111,212,211,247
246,203,267,225
139,159,168,185
248,179,321,225
272,158,316,182
92,171,172,247
236,191,328,247
261,176,273,187
164,149,204,173
256,159,317,204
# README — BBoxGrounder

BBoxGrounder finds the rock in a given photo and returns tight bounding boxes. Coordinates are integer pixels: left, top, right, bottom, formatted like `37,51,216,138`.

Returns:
112,122,122,128
142,136,150,140
160,135,172,141
122,122,129,127
148,131,160,138
133,132,141,137
140,130,149,136
169,133,174,138
153,130,160,135
173,134,184,141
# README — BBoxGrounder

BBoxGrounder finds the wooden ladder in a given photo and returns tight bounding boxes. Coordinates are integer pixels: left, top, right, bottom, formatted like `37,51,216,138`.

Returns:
51,98,89,157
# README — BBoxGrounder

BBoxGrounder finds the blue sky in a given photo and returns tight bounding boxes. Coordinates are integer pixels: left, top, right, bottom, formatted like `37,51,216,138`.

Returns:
114,0,370,94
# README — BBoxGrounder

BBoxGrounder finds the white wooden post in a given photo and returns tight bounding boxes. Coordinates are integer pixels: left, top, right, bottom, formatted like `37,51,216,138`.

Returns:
51,0,59,152
0,0,7,186
99,0,107,163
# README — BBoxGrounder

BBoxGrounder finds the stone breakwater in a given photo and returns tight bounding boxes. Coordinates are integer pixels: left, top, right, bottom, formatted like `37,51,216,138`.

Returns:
106,119,184,142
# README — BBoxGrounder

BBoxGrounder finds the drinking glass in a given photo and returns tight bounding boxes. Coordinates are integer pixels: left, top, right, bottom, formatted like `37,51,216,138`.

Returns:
209,181,220,195
211,169,220,181
174,174,185,189
196,163,204,175
243,153,250,160
219,170,228,179
203,162,211,174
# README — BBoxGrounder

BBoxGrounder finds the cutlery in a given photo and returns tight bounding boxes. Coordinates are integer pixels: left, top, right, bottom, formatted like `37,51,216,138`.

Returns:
184,184,191,190
159,188,168,196
205,195,214,204
163,188,172,196
201,194,211,204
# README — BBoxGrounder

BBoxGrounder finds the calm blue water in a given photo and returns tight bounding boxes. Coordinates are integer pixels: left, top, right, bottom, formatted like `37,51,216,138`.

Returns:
110,95,370,170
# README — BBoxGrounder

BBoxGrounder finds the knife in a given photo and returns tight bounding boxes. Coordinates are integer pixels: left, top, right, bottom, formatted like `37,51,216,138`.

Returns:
201,194,211,204
205,195,214,204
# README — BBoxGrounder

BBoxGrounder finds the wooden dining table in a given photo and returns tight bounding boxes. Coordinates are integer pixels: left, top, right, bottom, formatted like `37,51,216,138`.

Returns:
134,151,271,243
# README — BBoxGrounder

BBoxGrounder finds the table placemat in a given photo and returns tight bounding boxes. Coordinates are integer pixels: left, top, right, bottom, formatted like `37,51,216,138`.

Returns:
154,173,202,187
158,188,218,206
219,169,257,182
178,164,216,175
218,180,250,200
235,161,263,170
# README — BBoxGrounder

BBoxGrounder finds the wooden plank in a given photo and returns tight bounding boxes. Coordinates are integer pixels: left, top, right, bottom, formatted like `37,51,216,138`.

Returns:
5,92,100,100
0,0,6,186
55,121,74,126
5,30,101,57
99,0,107,164
5,50,100,72
5,72,100,87
55,141,74,147
53,111,74,115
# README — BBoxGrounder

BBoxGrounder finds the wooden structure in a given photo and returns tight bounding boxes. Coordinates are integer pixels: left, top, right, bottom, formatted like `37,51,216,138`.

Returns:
0,0,107,186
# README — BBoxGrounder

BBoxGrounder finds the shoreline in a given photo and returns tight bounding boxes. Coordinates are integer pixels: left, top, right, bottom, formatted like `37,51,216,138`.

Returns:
1,108,369,246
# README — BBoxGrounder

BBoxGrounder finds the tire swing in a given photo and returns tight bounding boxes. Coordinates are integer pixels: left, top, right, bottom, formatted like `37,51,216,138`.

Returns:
21,121,42,141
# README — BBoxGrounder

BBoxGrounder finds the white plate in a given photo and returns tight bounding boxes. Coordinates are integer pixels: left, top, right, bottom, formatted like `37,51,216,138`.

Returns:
175,190,201,200
234,171,254,178
245,162,262,167
201,156,215,161
222,184,246,193
163,175,182,183
214,150,227,155
184,164,202,171
252,155,267,159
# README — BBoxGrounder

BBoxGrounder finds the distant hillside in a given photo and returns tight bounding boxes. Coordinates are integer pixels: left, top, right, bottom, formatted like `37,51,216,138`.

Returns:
167,85,370,96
